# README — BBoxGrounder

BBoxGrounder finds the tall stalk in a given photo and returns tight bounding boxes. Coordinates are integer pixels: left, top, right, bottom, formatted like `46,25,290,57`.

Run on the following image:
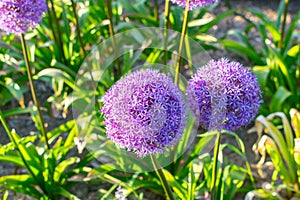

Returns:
150,155,175,200
210,131,221,200
154,0,159,22
47,0,67,65
278,0,290,49
174,0,190,84
105,0,121,78
20,34,50,150
70,0,86,57
164,0,170,65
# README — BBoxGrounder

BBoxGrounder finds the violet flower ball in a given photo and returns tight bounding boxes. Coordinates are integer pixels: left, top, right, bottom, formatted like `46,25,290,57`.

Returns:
0,0,47,34
101,70,186,157
187,58,262,131
170,0,218,10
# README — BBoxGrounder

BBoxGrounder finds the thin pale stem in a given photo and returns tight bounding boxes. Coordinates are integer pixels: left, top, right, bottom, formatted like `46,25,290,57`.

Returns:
70,0,86,57
0,110,47,194
174,0,190,84
154,0,159,22
210,131,221,200
48,0,67,65
278,0,290,49
185,35,193,75
105,0,121,78
150,155,175,200
164,0,170,65
20,34,50,150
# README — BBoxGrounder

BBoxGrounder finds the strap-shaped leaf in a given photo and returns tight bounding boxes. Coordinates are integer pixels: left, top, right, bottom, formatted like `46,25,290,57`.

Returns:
0,174,42,198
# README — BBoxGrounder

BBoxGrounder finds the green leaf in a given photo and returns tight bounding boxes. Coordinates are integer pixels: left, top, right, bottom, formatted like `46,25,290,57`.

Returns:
276,0,285,29
255,115,296,184
290,108,300,138
265,140,291,184
221,39,263,64
35,68,75,89
270,86,292,112
2,107,31,117
270,49,296,95
221,144,244,158
267,112,294,150
0,174,42,198
252,65,270,89
47,120,75,143
10,132,44,185
187,160,203,200
287,45,299,57
222,165,246,199
197,9,236,33
54,157,80,183
55,187,80,200
282,10,300,54
62,124,77,150
0,153,25,167
265,22,281,44
162,169,187,199
0,77,24,107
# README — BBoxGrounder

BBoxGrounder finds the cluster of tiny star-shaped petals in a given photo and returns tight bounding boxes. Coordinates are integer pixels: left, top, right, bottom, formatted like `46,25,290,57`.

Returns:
187,58,262,131
101,70,186,157
170,0,218,10
0,0,47,34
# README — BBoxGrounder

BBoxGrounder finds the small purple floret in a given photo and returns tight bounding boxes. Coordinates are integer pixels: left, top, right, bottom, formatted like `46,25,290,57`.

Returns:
115,186,127,200
187,58,262,131
170,0,218,10
0,0,47,34
101,70,186,157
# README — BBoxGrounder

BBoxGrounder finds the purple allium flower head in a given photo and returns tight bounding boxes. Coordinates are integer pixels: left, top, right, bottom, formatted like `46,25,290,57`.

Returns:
0,0,47,34
115,186,127,200
101,70,186,157
187,58,262,131
170,0,218,10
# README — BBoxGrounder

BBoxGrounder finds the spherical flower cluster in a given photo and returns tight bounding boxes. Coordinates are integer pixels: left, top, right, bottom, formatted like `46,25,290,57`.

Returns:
101,70,186,157
170,0,218,10
187,58,262,131
0,0,47,34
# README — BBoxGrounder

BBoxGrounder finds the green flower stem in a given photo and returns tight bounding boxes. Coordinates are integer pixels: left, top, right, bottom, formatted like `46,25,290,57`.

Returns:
105,0,121,78
154,0,159,22
20,34,50,150
164,0,170,65
150,155,175,200
185,35,193,75
174,0,190,84
70,0,86,57
278,0,290,49
0,110,47,194
47,0,67,65
210,131,221,200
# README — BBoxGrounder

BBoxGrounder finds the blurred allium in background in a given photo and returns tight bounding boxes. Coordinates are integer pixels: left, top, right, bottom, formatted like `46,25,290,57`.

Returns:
187,58,262,131
101,70,186,157
0,0,47,33
170,0,218,10
115,186,127,200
